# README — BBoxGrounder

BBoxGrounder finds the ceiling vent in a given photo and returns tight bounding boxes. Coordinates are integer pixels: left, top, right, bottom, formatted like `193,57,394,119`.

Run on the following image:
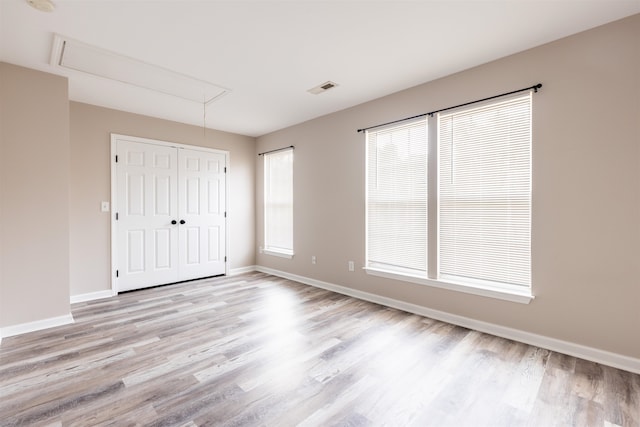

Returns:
50,34,230,105
307,81,339,95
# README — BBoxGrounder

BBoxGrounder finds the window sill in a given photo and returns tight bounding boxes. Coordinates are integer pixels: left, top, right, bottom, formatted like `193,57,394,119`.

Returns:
262,249,294,259
364,267,533,304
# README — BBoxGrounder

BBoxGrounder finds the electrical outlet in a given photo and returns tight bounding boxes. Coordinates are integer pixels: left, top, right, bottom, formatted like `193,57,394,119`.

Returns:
348,261,355,272
101,201,110,212
311,256,317,264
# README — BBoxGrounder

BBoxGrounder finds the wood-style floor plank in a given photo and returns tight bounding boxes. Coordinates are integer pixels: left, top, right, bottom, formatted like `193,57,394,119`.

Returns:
1,272,638,426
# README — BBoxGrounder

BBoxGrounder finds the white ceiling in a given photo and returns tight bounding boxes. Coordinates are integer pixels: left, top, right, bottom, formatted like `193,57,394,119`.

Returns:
1,0,639,137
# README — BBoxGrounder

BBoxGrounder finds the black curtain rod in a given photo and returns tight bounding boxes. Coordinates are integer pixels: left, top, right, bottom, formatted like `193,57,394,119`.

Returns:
356,83,542,133
258,145,295,156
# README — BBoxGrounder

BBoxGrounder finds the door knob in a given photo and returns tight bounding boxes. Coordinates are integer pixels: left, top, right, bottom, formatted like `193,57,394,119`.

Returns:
180,220,186,224
171,220,177,225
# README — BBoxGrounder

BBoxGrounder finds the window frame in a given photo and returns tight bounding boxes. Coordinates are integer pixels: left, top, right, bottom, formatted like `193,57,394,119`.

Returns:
364,92,534,304
365,118,429,277
263,148,294,259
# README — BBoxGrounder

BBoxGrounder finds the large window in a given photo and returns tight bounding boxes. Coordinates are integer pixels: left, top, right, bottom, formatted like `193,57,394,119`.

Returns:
365,93,532,301
366,119,427,276
264,148,293,258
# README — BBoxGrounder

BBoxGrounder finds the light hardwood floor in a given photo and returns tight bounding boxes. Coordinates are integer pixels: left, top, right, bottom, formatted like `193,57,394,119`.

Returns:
1,272,639,426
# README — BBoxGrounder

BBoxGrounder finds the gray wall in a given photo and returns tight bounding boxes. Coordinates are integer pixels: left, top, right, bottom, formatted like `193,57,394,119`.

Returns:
256,15,640,359
0,62,71,328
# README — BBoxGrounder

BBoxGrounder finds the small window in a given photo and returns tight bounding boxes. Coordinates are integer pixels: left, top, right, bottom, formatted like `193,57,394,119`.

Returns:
264,148,294,258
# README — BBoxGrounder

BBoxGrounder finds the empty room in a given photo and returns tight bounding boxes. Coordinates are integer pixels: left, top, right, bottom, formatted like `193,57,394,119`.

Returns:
1,0,639,425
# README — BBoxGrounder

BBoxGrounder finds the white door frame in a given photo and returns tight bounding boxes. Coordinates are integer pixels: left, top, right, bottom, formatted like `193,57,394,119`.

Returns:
110,133,230,294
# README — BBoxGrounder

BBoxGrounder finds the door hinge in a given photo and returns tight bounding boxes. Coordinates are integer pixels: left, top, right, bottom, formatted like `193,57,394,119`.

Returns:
224,256,227,262
115,212,119,220
224,167,227,173
116,270,119,278
224,212,227,218
115,155,118,163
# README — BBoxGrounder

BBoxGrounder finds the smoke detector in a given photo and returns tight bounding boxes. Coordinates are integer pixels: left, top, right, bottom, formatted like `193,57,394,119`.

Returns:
308,81,339,95
26,0,55,12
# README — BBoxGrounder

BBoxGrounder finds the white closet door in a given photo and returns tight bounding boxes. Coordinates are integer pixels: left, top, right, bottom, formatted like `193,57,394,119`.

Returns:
116,140,179,291
178,148,226,280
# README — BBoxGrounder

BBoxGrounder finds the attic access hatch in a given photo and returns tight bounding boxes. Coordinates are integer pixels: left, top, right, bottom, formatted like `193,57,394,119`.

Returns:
50,34,230,105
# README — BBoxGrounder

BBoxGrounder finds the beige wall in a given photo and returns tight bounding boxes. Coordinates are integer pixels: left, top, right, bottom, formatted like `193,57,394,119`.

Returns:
256,15,640,358
0,62,71,327
69,102,256,297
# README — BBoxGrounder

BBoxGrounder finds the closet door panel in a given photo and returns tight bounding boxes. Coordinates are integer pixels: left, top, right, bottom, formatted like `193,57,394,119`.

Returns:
178,148,226,280
116,140,179,291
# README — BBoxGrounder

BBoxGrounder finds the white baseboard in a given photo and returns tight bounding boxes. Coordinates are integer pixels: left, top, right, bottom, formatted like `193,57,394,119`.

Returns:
256,266,640,375
229,265,258,276
0,313,75,339
70,289,115,304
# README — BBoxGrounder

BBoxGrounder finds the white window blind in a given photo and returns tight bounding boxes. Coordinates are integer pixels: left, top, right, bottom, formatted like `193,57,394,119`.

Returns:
438,93,531,287
366,119,427,275
264,148,293,255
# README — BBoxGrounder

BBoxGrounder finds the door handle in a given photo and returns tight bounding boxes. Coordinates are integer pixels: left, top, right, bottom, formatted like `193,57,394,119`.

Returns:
171,220,177,225
180,220,186,225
